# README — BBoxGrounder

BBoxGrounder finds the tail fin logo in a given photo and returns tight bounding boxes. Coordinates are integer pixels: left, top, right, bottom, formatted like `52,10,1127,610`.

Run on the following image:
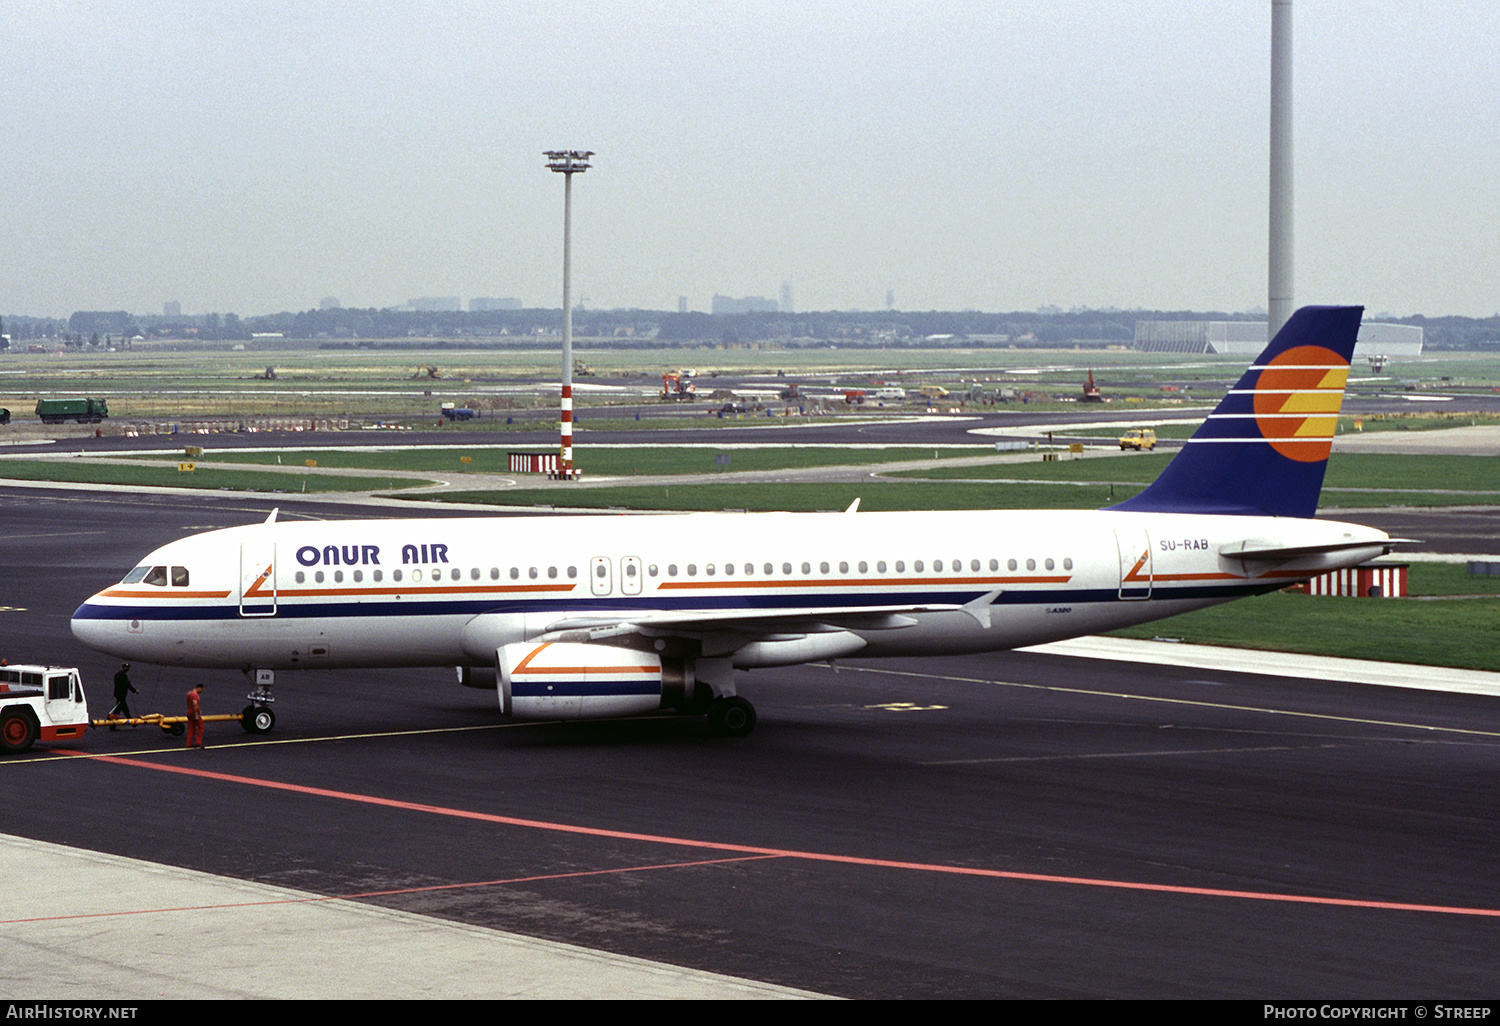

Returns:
1251,345,1349,463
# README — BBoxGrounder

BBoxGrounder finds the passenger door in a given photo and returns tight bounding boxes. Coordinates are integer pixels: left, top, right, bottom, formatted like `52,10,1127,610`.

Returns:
239,540,278,617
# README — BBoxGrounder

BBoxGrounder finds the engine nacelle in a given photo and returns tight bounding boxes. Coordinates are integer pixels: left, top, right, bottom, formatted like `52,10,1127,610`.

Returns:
497,642,681,720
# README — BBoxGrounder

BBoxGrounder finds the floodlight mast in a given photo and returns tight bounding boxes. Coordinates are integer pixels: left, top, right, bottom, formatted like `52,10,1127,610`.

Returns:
545,149,593,480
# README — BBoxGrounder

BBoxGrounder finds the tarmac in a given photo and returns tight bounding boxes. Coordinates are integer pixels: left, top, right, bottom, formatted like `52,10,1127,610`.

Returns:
7,638,1498,1001
0,834,822,1000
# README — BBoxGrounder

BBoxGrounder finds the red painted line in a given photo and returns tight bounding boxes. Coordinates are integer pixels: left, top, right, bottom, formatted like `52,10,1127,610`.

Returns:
75,753,1500,919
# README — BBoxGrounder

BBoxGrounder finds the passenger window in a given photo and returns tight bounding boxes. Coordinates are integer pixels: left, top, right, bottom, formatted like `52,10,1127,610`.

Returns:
373,569,384,582
914,560,924,572
877,561,887,573
838,561,848,574
528,567,538,579
1064,558,1073,570
1026,559,1036,571
765,563,775,575
895,561,905,572
1045,558,1055,571
1008,559,1018,571
568,566,578,579
412,569,423,582
295,571,306,583
782,563,792,575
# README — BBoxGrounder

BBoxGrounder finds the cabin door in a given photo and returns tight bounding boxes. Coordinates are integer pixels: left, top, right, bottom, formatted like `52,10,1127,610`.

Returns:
239,540,278,617
620,556,643,596
1115,528,1153,600
589,556,613,596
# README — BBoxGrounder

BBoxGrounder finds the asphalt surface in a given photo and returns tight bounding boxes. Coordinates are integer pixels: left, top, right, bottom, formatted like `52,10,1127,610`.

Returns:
3,486,1500,999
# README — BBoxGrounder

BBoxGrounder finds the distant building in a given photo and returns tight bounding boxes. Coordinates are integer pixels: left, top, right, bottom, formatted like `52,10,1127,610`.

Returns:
781,281,794,314
1133,319,1423,358
712,294,778,315
678,296,688,314
163,300,181,318
319,296,341,310
471,297,522,312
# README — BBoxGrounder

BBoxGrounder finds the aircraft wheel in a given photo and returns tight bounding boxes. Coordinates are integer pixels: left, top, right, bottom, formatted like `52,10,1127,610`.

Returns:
0,710,38,754
708,696,756,737
242,706,276,734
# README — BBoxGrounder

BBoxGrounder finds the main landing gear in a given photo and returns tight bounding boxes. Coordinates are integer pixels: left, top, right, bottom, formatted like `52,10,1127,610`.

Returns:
706,695,756,737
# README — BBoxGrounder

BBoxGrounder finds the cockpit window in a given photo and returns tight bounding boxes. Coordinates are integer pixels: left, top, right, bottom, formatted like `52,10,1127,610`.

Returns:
121,564,188,586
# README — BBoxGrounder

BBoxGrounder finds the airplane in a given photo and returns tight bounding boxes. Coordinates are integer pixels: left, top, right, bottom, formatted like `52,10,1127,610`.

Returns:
71,306,1396,737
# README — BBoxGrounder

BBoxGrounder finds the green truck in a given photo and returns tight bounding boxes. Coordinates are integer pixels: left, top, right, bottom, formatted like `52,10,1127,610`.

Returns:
36,398,109,424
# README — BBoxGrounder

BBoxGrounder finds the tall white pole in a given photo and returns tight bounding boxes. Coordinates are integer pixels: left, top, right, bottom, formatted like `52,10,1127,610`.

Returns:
545,150,592,479
1269,0,1293,340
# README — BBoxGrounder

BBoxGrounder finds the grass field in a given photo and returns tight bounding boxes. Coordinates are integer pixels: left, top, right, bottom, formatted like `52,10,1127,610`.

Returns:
1108,583,1500,672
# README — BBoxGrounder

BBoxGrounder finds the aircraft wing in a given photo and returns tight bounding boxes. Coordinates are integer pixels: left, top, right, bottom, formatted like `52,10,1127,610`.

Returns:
535,591,1005,648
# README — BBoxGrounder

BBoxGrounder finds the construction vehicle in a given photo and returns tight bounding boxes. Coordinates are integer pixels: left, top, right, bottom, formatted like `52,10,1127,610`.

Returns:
441,403,477,421
411,365,442,380
661,372,697,401
1082,369,1103,402
36,398,109,424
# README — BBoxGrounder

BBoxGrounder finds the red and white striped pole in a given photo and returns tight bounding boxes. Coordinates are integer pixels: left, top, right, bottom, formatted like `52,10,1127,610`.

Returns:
545,150,592,480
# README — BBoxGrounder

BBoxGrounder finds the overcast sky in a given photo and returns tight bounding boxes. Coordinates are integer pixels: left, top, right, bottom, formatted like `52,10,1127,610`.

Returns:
6,1,1497,320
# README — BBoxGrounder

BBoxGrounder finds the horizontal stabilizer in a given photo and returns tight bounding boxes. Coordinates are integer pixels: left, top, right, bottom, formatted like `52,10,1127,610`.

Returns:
1219,537,1406,562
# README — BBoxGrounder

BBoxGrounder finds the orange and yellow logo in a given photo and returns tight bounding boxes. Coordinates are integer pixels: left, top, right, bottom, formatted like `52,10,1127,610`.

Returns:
1252,345,1349,462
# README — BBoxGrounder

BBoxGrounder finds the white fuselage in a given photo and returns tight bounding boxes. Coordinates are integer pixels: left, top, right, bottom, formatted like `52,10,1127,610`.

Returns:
70,508,1391,672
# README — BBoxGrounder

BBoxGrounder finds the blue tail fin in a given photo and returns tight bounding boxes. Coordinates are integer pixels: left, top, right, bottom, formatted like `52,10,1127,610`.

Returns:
1109,305,1363,518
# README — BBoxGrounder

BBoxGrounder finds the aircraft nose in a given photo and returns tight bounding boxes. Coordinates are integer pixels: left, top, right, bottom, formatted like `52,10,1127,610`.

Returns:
70,598,123,655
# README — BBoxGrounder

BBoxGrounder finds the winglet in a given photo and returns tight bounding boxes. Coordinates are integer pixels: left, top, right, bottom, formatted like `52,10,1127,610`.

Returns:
1109,306,1363,518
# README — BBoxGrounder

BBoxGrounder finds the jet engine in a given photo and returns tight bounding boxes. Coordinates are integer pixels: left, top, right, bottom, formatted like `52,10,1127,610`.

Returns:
495,641,692,720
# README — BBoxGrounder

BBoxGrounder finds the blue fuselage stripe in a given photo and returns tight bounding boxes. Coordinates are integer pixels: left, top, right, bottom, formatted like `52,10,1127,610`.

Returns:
72,581,1282,623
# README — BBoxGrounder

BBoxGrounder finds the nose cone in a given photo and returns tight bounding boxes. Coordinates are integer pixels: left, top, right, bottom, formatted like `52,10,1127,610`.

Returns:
71,595,128,657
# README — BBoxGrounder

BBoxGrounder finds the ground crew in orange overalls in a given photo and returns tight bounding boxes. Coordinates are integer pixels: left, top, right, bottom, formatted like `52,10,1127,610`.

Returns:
186,683,205,748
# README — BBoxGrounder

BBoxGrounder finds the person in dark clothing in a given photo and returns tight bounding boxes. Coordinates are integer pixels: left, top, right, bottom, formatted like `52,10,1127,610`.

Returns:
110,663,137,729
